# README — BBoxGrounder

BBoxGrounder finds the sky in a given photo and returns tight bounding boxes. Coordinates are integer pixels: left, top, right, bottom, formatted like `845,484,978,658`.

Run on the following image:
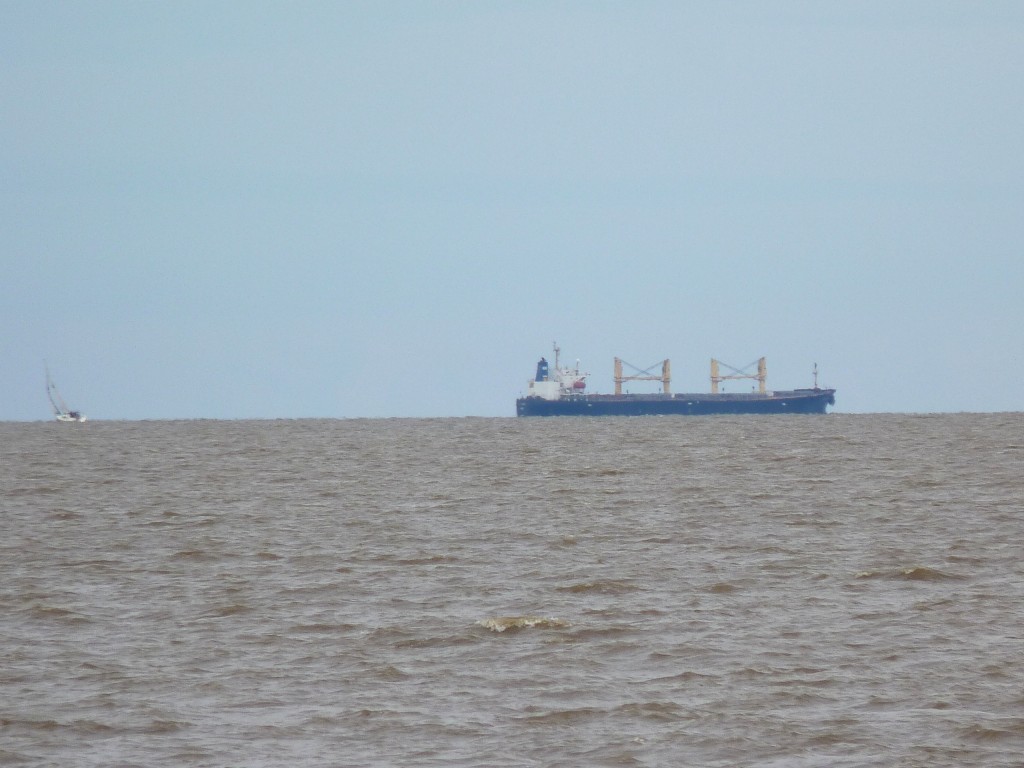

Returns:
3,1,1023,420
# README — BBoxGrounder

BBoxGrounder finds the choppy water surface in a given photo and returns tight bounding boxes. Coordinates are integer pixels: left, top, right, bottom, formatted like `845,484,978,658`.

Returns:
2,414,1023,767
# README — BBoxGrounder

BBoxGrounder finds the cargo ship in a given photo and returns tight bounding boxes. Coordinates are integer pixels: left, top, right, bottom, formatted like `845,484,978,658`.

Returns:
516,344,835,417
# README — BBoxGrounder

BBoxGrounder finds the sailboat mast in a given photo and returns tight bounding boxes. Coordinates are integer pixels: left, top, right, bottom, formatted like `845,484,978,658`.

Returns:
45,363,71,416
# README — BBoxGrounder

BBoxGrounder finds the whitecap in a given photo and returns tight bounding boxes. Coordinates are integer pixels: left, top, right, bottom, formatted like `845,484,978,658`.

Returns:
476,616,570,633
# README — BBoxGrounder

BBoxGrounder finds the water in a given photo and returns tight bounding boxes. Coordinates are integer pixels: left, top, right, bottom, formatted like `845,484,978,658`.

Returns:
2,414,1022,767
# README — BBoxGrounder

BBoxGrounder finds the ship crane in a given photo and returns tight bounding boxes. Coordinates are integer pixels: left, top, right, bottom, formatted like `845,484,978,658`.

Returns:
710,357,767,394
614,357,671,395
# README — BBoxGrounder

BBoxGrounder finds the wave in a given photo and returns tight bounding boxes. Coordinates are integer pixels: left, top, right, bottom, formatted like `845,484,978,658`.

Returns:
958,718,1024,742
556,580,638,595
373,664,411,681
854,566,964,581
24,605,91,624
289,622,360,634
707,582,738,594
0,715,191,739
476,616,570,633
391,555,459,566
899,566,963,581
518,701,686,725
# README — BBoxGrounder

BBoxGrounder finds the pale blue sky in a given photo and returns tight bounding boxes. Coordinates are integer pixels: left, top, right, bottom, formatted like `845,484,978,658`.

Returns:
3,1,1022,419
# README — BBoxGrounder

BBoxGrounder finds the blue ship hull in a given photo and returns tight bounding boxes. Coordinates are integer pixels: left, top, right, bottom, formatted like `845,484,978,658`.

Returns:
516,389,836,416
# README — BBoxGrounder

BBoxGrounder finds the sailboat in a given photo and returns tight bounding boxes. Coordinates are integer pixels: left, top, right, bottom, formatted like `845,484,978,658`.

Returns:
45,364,86,422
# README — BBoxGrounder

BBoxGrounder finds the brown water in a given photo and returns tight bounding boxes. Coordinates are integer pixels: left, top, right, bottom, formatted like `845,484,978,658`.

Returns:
2,414,1023,767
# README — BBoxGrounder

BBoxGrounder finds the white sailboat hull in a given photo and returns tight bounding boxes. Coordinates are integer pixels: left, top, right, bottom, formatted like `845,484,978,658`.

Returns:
55,413,87,423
